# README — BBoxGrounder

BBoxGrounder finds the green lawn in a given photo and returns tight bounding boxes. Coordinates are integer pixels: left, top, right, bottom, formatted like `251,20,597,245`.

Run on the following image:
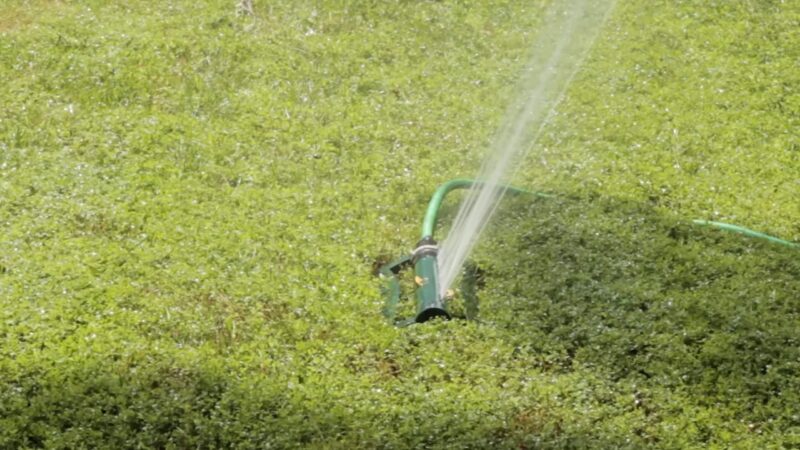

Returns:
1,0,799,448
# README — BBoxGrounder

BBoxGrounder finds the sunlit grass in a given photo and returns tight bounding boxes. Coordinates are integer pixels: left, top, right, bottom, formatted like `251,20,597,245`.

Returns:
1,0,798,448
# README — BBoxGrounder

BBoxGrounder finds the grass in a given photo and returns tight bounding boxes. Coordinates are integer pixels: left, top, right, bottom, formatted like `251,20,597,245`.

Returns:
1,0,799,448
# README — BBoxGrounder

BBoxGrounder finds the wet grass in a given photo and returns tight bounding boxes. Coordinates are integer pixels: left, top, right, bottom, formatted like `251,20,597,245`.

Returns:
1,0,799,448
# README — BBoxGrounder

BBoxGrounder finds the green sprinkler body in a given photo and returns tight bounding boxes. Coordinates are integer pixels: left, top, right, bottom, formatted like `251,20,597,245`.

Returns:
378,236,451,326
379,179,544,326
411,236,450,323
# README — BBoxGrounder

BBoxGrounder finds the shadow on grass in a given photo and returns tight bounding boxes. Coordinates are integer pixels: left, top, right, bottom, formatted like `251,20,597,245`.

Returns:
473,191,800,428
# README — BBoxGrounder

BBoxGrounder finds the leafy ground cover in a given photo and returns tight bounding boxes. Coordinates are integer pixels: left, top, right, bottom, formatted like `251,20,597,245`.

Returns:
1,0,798,448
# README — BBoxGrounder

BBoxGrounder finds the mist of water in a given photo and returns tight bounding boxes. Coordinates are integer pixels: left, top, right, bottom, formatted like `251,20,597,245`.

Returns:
437,0,617,298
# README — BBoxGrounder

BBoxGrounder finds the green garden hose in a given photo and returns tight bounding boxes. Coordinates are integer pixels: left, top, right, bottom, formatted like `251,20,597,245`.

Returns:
419,178,797,249
692,220,798,249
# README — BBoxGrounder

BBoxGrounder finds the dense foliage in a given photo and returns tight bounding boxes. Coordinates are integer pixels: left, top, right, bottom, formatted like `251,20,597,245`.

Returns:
1,0,798,448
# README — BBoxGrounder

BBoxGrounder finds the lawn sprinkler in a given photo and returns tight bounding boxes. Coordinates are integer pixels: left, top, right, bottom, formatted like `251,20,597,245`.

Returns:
379,235,450,326
379,179,545,326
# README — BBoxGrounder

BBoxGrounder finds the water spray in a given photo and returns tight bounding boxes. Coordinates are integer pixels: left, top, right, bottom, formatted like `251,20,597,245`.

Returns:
376,1,619,326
